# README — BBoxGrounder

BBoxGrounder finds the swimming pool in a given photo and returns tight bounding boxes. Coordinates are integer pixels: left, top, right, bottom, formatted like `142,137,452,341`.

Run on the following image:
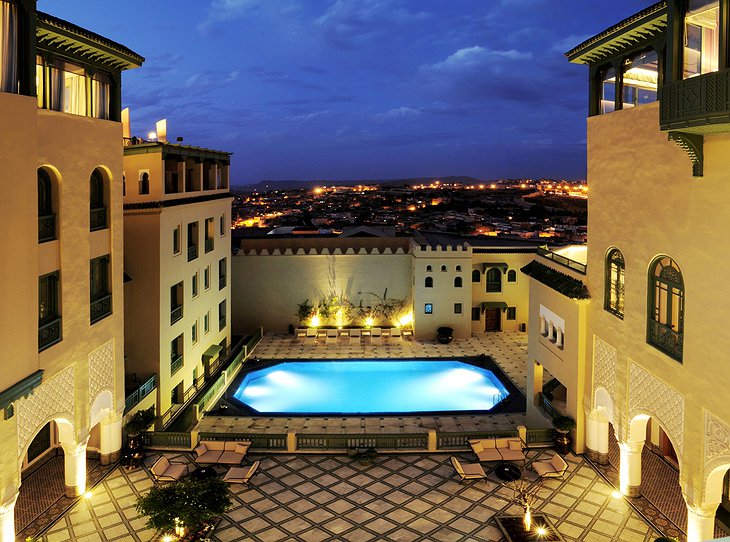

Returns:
231,359,511,414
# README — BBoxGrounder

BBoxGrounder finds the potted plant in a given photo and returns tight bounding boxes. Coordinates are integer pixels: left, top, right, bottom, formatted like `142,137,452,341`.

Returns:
436,326,454,344
136,477,232,540
553,415,576,454
124,406,156,459
347,447,378,466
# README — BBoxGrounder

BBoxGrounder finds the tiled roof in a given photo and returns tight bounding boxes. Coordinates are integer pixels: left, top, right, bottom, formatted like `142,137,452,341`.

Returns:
520,260,590,299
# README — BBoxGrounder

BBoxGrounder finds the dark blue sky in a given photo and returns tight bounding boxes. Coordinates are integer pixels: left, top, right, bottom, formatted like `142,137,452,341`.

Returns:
42,1,651,186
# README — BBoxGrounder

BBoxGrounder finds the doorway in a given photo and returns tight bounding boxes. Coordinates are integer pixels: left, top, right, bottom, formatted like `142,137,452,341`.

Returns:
485,308,501,331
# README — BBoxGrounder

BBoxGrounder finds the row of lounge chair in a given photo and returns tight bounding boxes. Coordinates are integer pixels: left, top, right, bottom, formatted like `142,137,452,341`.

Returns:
296,327,413,346
151,456,261,485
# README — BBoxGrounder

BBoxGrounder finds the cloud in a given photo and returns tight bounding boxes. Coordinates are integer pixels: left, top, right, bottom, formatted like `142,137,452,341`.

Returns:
550,33,592,54
423,46,532,75
198,0,261,33
375,106,423,122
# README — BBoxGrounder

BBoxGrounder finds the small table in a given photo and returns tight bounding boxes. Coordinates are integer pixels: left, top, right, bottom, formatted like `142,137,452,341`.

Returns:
189,466,218,480
494,462,522,482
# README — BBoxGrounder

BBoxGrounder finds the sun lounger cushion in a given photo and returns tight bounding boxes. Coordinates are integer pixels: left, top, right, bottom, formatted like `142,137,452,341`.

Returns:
508,439,522,451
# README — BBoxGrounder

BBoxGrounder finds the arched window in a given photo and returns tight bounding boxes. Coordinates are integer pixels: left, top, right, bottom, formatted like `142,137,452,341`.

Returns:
455,265,462,272
454,277,462,288
426,265,432,272
440,265,447,272
486,268,502,292
472,269,480,283
139,171,149,195
38,168,56,242
507,270,516,282
604,248,625,318
648,256,684,361
90,169,107,231
425,277,433,288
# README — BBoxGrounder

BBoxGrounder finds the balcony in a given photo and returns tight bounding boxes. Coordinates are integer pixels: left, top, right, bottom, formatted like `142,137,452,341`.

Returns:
170,355,183,376
205,238,214,253
90,207,107,231
647,320,683,362
660,69,730,133
171,305,183,325
124,374,156,414
38,214,56,243
38,317,62,351
188,245,198,261
90,294,112,324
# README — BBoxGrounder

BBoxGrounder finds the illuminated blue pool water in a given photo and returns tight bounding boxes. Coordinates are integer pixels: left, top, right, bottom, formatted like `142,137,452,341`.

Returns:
232,360,510,414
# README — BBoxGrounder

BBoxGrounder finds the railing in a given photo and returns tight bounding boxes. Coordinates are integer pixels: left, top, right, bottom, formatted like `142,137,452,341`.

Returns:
196,374,226,414
297,433,428,450
170,305,183,325
170,355,183,376
124,374,157,414
525,428,555,448
205,238,214,253
436,430,518,449
219,316,226,331
90,207,107,231
38,214,56,242
188,245,198,261
38,317,62,351
140,431,191,449
538,392,558,420
219,275,226,290
198,432,287,450
648,320,683,362
537,245,586,274
660,68,730,131
90,294,112,323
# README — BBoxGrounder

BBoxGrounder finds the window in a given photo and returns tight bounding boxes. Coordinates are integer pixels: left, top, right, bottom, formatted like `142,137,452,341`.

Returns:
600,66,616,114
471,307,480,321
507,307,516,320
192,273,198,298
204,266,210,290
218,300,227,331
173,226,181,255
38,168,56,242
91,72,111,119
139,171,149,195
90,169,107,231
440,265,447,272
39,271,61,350
507,270,517,283
472,269,480,283
426,265,432,272
605,248,625,319
454,277,462,288
204,311,210,334
648,256,684,361
454,303,462,314
684,0,719,79
122,174,126,196
455,265,461,272
486,268,502,292
192,321,198,344
170,334,183,376
90,255,111,323
219,214,227,236
205,218,214,253
424,303,433,314
170,282,183,325
187,221,198,261
622,49,658,107
425,277,433,288
219,257,227,290
50,59,86,116
0,2,19,94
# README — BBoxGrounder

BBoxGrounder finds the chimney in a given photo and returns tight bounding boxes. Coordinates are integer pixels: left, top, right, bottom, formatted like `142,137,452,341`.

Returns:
156,119,167,143
121,108,131,139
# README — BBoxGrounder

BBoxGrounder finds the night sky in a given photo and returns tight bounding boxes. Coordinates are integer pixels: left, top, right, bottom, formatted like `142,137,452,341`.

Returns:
41,1,651,186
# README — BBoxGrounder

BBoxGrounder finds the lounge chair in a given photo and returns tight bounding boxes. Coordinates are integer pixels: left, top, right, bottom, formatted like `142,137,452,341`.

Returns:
295,328,307,343
370,327,382,345
223,460,261,485
348,329,361,345
401,328,413,341
303,328,317,346
195,440,251,465
533,453,568,479
389,327,402,343
450,456,487,482
326,329,339,345
150,456,188,482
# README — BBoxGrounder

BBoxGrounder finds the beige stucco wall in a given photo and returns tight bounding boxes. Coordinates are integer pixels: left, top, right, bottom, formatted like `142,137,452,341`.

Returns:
0,92,125,501
586,100,730,503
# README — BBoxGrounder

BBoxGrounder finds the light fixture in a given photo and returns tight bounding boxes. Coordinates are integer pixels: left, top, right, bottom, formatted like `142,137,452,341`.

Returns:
83,491,93,500
612,490,622,499
536,526,548,536
148,131,157,140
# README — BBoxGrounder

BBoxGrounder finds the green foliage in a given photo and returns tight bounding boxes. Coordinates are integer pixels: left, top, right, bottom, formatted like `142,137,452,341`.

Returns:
297,299,314,323
124,406,156,435
552,415,576,432
136,476,232,533
298,290,407,327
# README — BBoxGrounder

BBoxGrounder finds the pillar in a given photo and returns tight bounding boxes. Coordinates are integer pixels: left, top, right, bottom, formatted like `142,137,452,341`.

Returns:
555,328,564,348
99,413,122,465
686,502,718,542
618,440,643,497
61,441,88,498
540,316,546,335
0,493,18,542
531,361,544,408
585,411,610,465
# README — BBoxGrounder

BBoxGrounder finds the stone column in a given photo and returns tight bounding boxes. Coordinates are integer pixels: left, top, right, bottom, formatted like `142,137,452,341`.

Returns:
686,502,718,542
61,441,88,498
0,493,18,542
531,361,544,408
618,440,643,497
555,328,564,348
99,413,123,465
585,411,610,465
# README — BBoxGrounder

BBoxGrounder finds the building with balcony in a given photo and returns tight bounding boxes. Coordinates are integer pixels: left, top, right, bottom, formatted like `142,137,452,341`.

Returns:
122,120,232,430
566,1,730,539
0,1,142,538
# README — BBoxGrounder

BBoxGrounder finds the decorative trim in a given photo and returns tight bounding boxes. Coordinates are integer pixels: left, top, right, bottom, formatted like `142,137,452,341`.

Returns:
593,335,617,402
668,132,703,177
89,340,115,408
705,409,730,461
628,361,684,455
0,370,43,410
123,192,233,211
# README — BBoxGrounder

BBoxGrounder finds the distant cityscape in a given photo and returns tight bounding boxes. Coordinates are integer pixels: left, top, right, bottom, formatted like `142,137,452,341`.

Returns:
231,176,588,243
